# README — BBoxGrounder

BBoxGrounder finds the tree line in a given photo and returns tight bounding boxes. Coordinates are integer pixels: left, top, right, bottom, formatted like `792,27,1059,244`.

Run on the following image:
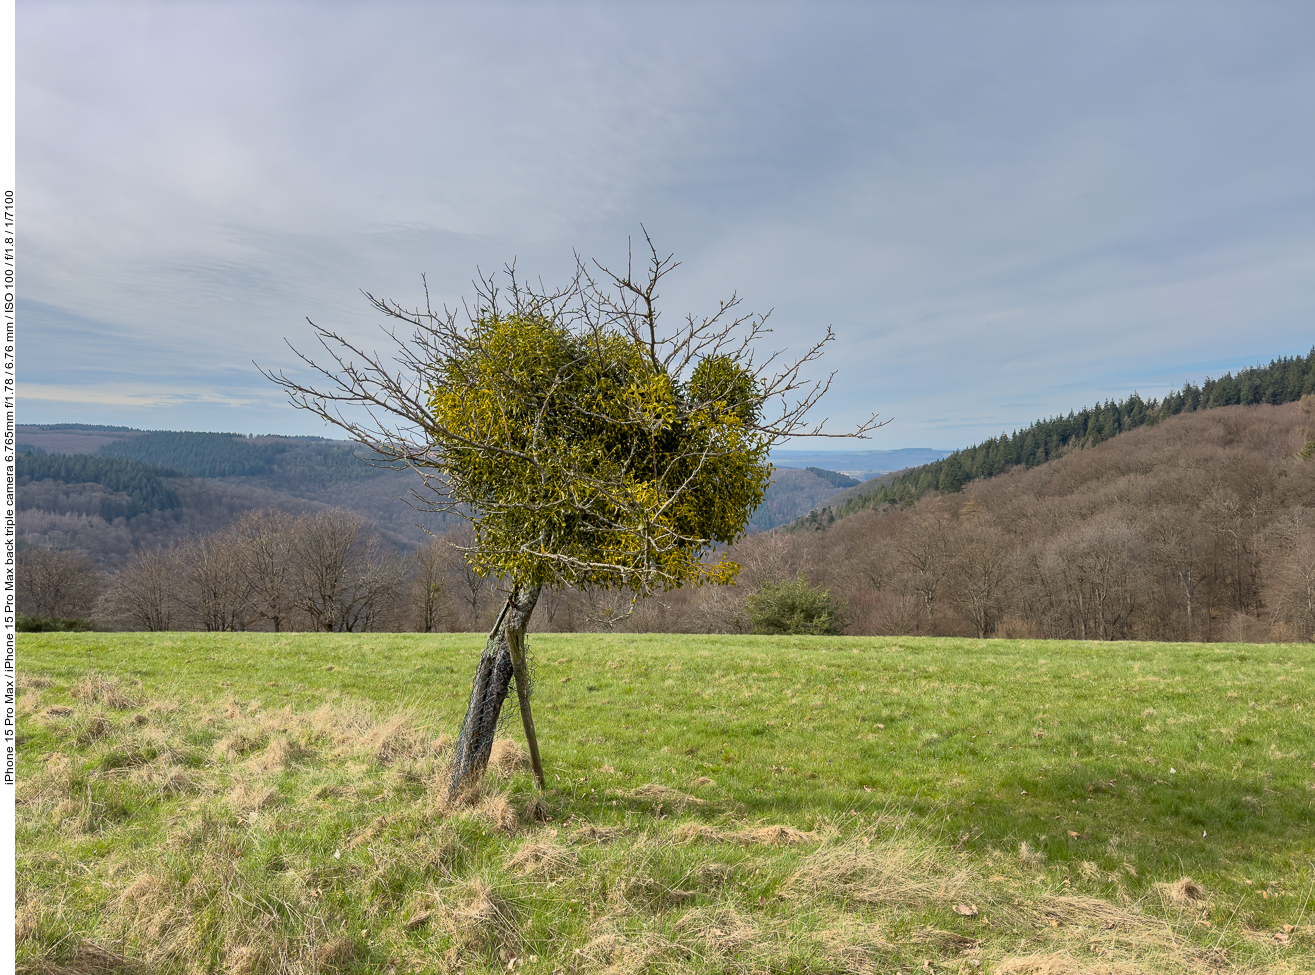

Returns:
801,348,1315,528
18,509,480,634
19,507,704,636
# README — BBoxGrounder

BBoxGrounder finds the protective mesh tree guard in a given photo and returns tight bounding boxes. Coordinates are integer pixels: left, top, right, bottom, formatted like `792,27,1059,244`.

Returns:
446,586,542,798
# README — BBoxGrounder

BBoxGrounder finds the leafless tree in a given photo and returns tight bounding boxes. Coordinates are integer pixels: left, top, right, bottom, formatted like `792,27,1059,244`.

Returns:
178,530,254,632
17,547,100,619
946,525,1011,638
683,582,749,634
1034,519,1143,640
411,538,454,632
436,524,492,630
1268,537,1315,641
289,510,408,632
894,515,955,620
232,509,300,632
101,547,181,631
1146,511,1206,640
569,586,641,630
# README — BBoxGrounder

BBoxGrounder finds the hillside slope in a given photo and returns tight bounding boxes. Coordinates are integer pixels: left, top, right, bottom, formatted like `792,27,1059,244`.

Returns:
794,348,1315,530
723,400,1315,643
15,426,462,567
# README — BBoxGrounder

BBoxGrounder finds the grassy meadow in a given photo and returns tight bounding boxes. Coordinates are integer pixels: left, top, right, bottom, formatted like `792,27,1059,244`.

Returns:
15,631,1315,974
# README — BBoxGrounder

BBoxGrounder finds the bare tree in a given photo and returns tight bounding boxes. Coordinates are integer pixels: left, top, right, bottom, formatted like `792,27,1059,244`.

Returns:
1146,511,1206,640
233,509,300,632
684,582,749,634
894,515,955,621
437,524,491,630
1034,519,1143,640
946,524,1011,638
289,510,408,632
17,547,100,619
178,530,254,632
1268,537,1315,641
101,548,181,631
411,538,454,632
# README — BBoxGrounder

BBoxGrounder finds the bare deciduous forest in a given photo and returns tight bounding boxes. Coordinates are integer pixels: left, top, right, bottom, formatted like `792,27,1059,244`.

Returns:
697,399,1315,643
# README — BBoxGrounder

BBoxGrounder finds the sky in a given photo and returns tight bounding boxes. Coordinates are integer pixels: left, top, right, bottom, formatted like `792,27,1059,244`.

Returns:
17,1,1315,451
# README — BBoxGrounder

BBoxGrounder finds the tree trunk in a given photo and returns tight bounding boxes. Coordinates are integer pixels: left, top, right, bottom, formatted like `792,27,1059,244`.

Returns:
446,584,542,800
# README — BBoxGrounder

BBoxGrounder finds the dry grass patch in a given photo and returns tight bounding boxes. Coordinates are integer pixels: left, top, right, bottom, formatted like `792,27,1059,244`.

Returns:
1019,840,1048,868
572,823,628,845
576,929,691,975
783,835,974,907
213,730,268,759
672,821,815,846
672,905,763,954
245,734,315,773
359,712,439,766
475,794,520,833
311,936,357,972
226,777,280,816
1156,876,1208,905
127,762,199,797
36,943,143,975
739,824,814,846
670,822,726,843
519,793,554,823
814,920,898,972
441,878,522,954
70,673,140,711
1038,895,1154,931
628,783,706,811
489,738,530,776
506,835,578,876
994,954,1146,975
73,713,112,746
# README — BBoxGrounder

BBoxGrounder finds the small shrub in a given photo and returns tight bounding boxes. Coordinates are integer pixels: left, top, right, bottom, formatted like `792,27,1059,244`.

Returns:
17,613,96,633
746,574,849,636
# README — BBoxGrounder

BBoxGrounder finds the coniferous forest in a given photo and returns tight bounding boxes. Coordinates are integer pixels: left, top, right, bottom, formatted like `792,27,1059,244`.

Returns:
16,453,183,521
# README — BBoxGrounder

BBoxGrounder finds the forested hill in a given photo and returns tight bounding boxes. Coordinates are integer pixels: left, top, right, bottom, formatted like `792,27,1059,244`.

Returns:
804,467,860,490
16,453,182,521
795,347,1315,530
96,431,386,483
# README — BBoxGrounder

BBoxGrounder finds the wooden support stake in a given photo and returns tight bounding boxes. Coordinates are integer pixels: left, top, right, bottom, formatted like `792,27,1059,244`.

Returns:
507,624,546,790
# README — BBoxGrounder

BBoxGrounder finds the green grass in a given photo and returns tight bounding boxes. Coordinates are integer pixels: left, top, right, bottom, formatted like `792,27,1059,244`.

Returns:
16,632,1315,973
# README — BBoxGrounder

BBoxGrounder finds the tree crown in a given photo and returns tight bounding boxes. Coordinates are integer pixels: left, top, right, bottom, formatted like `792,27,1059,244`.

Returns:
263,235,883,598
430,312,770,591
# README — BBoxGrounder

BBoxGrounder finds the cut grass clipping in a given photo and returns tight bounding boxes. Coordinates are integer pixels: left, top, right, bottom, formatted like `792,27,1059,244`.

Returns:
16,632,1315,974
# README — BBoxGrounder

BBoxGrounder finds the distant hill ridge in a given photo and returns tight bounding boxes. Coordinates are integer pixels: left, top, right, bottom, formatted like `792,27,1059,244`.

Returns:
96,430,384,481
804,467,859,489
15,426,388,484
794,347,1315,530
16,425,936,534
